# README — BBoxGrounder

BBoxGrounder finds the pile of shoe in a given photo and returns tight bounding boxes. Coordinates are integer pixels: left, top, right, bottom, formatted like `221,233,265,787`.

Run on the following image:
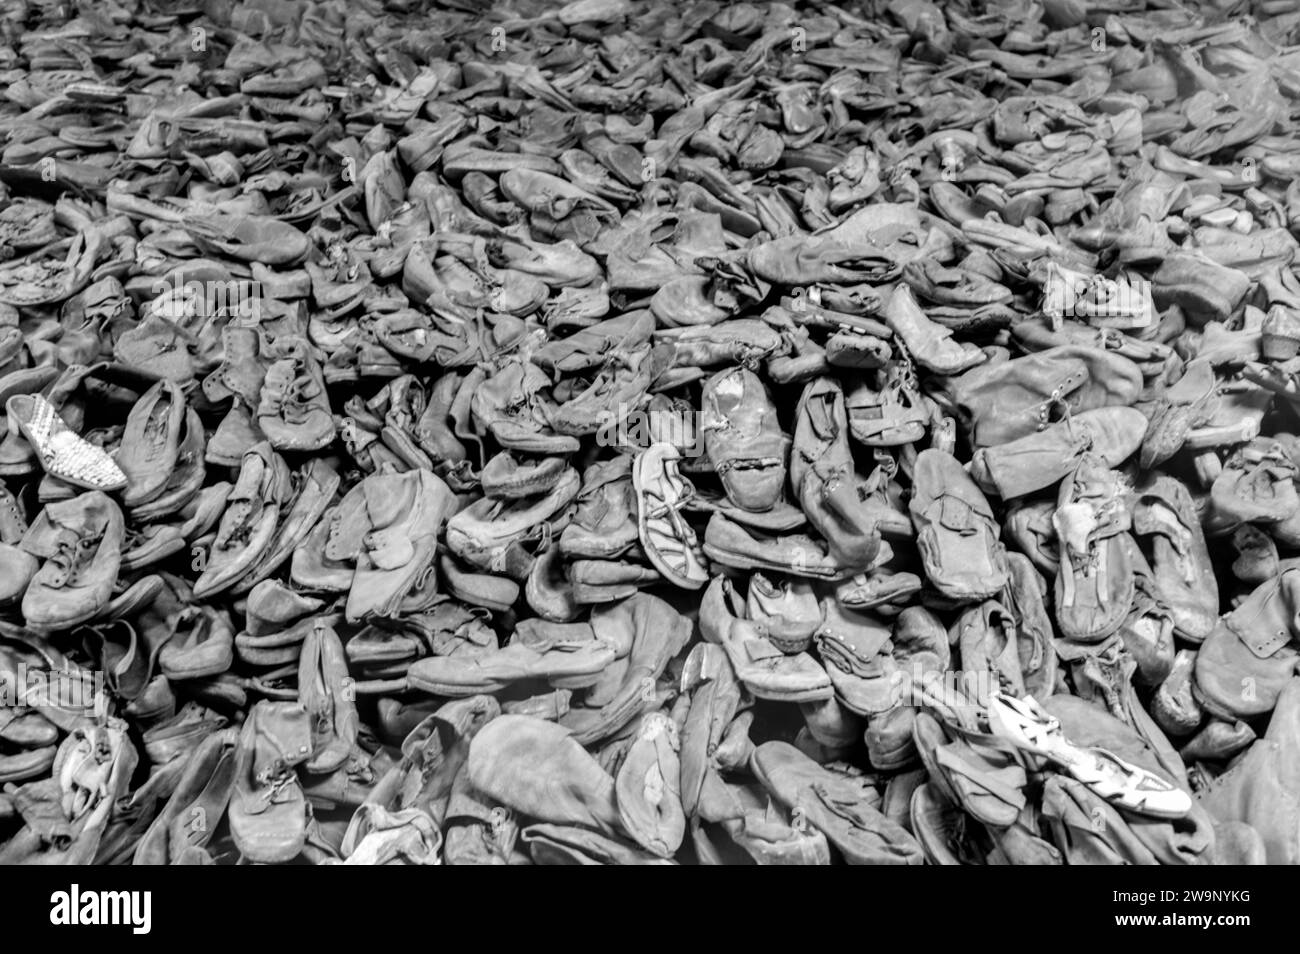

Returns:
6,0,1300,865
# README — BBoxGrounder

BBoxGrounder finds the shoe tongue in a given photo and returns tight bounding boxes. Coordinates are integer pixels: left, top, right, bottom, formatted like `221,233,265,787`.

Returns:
516,619,596,651
361,474,417,569
823,611,892,661
246,580,322,636
262,356,298,399
364,473,414,528
41,529,78,582
812,778,879,828
48,490,102,529
937,495,982,535
673,210,726,258
1053,501,1098,557
255,705,311,774
489,314,528,352
140,409,171,453
364,528,415,570
232,446,273,500
1133,498,1189,554
744,637,785,663
709,368,748,416
584,454,631,490
1166,359,1215,403
801,387,841,443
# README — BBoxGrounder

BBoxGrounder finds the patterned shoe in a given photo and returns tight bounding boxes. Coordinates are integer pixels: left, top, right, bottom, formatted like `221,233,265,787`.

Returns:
6,394,126,492
633,442,709,589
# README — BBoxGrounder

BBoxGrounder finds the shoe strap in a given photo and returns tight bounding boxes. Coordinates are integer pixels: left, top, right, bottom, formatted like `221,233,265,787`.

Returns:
643,487,696,544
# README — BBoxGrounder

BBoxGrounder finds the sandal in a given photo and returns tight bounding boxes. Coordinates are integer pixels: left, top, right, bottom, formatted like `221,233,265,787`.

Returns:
846,361,929,447
987,692,1191,819
633,442,709,589
6,394,127,492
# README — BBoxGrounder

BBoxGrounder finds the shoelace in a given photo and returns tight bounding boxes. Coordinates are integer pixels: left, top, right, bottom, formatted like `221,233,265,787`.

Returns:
1058,400,1097,456
256,762,297,804
280,370,323,425
216,498,258,549
61,726,115,820
1036,384,1070,430
891,336,920,391
48,532,98,585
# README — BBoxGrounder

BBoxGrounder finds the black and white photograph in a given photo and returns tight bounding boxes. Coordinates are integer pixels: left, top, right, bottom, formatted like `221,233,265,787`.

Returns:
0,0,1289,900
